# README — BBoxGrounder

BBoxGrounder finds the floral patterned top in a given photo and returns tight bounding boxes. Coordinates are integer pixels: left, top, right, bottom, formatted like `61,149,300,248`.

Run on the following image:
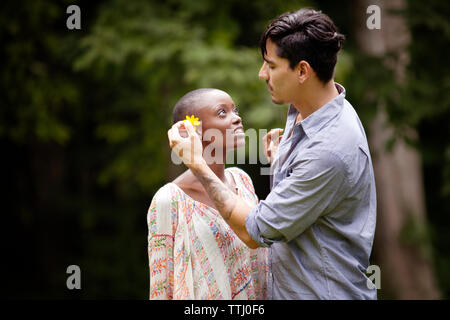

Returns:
147,167,268,300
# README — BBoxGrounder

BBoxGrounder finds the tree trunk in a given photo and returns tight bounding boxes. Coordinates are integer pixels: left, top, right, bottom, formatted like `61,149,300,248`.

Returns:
353,0,440,299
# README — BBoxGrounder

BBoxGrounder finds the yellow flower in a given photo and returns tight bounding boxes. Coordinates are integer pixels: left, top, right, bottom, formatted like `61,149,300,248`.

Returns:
184,115,201,130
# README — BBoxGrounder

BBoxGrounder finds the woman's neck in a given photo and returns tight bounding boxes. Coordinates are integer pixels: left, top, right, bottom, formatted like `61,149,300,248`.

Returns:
205,162,226,183
199,148,228,183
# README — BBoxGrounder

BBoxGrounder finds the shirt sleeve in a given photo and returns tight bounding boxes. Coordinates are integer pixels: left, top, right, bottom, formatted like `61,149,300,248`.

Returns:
147,185,178,300
245,150,348,247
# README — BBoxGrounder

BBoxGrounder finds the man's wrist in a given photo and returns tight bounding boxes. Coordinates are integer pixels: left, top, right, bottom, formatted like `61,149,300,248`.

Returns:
189,157,208,173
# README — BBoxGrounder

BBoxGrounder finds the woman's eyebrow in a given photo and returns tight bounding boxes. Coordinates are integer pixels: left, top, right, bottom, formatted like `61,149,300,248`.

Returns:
212,103,235,109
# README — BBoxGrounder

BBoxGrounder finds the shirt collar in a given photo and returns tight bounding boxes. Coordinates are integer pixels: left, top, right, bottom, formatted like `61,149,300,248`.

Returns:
290,82,346,139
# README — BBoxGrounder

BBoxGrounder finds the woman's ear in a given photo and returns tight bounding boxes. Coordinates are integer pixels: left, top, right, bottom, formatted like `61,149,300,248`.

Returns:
196,121,203,138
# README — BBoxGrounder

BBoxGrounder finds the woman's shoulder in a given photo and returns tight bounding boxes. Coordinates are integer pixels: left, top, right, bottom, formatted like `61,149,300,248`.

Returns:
150,183,184,209
226,167,255,193
155,182,182,196
148,183,183,236
147,183,185,227
227,166,253,181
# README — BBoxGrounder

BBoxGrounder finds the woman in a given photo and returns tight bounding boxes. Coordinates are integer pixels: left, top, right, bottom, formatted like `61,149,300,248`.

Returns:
147,88,268,300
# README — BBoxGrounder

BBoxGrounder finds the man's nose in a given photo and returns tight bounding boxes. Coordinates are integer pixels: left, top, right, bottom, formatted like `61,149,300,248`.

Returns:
258,62,269,80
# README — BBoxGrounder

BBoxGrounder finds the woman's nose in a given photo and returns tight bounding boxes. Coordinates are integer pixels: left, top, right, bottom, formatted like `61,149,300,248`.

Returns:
232,112,242,124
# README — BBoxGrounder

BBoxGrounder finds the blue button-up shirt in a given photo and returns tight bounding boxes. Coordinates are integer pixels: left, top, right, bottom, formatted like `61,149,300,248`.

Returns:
246,83,377,300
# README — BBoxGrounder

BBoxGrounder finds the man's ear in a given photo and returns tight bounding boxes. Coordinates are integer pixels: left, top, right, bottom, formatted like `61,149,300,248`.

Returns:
297,60,311,84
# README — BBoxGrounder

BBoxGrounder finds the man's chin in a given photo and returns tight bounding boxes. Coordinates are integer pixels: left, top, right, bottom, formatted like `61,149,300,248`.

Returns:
271,96,284,105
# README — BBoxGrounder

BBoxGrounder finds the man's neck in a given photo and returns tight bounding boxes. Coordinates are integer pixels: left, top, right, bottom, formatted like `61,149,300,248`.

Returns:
293,80,339,124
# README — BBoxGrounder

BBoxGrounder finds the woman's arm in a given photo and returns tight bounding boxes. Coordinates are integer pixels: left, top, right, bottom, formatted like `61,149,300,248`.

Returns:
147,188,176,299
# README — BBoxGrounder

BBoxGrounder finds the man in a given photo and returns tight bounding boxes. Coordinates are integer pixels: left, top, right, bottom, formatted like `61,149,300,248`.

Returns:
168,9,377,300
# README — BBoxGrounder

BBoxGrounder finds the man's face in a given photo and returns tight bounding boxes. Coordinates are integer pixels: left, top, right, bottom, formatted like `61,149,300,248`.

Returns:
258,38,299,105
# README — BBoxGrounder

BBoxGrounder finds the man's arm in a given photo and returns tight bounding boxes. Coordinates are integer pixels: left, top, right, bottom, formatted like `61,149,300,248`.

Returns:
168,120,259,249
191,162,259,248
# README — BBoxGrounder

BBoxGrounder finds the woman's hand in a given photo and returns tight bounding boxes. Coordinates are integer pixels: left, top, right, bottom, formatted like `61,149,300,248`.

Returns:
263,128,283,165
168,120,205,168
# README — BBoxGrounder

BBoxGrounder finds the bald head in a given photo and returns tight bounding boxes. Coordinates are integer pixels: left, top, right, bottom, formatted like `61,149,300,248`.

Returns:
172,88,222,124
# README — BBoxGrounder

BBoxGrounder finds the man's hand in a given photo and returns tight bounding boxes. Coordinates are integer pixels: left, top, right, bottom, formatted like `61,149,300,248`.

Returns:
167,119,258,249
168,120,204,168
263,128,283,164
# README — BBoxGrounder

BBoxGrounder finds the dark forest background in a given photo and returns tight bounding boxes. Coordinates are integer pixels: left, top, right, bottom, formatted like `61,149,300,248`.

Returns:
1,0,449,299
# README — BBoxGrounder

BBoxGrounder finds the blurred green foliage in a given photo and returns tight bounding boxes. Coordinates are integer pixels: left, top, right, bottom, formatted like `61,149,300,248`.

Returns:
1,0,449,299
405,0,450,298
326,0,450,298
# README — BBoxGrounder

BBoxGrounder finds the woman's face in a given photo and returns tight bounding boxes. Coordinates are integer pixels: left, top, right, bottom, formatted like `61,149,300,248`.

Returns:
195,90,245,154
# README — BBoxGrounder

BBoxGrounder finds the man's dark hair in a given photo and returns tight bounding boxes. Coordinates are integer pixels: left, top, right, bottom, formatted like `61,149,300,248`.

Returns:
172,88,218,124
260,8,345,83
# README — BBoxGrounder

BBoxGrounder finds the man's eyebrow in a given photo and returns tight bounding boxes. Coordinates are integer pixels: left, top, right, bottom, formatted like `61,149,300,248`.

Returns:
264,57,276,64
